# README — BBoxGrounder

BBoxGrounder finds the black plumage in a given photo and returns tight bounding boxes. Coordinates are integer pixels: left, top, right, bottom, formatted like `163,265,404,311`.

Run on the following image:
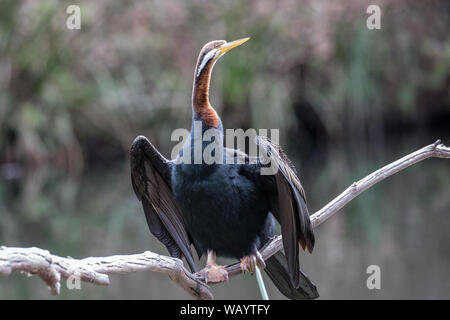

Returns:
130,38,317,299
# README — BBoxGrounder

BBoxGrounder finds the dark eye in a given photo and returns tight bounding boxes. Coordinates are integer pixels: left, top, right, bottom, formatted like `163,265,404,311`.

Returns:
215,41,226,48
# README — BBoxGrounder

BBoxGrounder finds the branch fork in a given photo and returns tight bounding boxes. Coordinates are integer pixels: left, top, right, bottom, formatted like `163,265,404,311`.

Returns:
1,140,449,299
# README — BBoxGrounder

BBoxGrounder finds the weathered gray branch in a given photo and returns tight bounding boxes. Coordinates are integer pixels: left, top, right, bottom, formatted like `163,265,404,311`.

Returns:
253,139,450,265
0,247,211,300
1,140,449,299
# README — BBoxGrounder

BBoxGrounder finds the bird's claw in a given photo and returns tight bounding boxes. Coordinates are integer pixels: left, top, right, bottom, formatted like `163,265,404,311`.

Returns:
196,264,229,284
240,251,265,274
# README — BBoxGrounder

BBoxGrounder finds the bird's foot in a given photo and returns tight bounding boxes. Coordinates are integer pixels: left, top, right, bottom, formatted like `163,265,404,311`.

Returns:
240,251,265,274
196,264,229,284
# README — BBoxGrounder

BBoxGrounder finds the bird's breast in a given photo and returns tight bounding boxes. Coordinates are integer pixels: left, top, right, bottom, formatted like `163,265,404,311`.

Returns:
171,163,271,258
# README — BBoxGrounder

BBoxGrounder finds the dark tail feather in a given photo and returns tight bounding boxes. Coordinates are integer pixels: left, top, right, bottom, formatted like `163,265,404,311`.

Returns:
264,251,319,300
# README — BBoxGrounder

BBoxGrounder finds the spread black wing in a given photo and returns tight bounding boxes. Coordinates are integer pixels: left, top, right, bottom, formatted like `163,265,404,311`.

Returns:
130,135,197,272
256,136,315,288
264,251,319,299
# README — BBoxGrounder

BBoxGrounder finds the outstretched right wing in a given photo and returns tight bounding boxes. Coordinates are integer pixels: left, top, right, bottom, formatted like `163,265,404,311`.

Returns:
130,135,197,272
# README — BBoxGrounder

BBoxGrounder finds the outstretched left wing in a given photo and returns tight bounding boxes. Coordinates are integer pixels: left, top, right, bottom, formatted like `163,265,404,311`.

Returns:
255,135,315,288
130,135,197,272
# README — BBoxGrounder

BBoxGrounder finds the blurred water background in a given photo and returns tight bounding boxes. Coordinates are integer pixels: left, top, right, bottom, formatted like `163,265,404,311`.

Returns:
0,0,449,299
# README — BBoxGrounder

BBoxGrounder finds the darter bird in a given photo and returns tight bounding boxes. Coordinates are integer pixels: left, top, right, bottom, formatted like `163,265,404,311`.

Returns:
130,38,318,299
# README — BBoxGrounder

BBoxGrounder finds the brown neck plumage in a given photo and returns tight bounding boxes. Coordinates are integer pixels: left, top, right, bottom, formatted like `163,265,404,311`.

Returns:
192,60,220,128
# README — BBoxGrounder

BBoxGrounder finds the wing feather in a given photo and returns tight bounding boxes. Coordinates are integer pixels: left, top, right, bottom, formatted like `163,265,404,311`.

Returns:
130,135,197,272
256,135,315,288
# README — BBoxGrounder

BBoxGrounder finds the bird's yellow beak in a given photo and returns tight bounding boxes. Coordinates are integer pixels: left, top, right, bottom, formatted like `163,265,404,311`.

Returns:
218,37,250,54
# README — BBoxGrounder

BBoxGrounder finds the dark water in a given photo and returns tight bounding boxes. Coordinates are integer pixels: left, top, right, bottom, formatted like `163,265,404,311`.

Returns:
0,136,449,299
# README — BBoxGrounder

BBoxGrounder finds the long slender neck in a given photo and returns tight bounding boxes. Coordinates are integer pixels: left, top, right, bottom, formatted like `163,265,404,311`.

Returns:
192,60,220,128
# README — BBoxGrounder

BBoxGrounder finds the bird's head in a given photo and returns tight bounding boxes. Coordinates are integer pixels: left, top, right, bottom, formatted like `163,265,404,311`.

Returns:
192,37,250,128
195,37,250,78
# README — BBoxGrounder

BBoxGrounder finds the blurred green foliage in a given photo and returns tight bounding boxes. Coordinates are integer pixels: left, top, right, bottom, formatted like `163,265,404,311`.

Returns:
0,0,449,169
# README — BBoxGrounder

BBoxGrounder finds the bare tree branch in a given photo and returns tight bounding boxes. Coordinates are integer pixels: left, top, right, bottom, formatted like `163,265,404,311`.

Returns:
310,140,450,228
1,140,449,299
253,140,450,264
0,247,212,300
